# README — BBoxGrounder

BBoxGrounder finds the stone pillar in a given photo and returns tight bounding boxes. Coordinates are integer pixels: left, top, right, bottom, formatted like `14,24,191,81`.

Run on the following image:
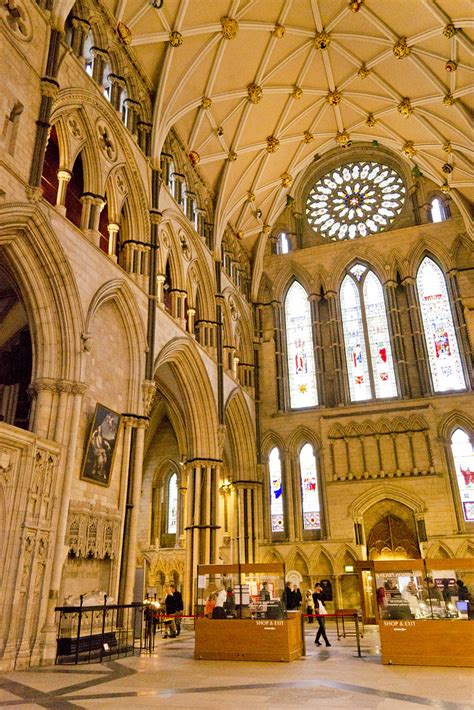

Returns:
403,277,432,395
385,280,411,397
70,17,89,57
215,260,224,425
160,153,173,187
195,207,207,237
272,300,286,411
90,47,108,85
124,99,140,134
171,172,185,207
327,291,346,405
124,419,147,603
137,121,152,156
310,293,325,405
55,169,71,213
106,222,120,261
185,190,196,222
39,381,87,663
28,27,62,190
187,307,196,335
184,460,221,612
170,289,187,328
283,449,295,540
156,273,166,307
80,193,105,248
447,269,473,387
108,74,126,111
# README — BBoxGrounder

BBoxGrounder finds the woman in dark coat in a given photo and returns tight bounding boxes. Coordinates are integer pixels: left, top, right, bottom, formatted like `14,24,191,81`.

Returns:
312,583,331,647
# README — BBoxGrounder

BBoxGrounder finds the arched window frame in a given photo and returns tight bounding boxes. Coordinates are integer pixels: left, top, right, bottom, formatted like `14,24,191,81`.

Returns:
275,231,291,254
160,467,180,547
267,445,286,539
339,262,398,402
296,441,325,540
283,280,319,410
428,192,451,223
446,426,474,530
416,256,467,394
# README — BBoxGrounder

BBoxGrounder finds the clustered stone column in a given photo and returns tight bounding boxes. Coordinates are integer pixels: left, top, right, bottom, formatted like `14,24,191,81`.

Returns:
326,291,346,405
310,292,326,405
447,269,473,386
403,277,432,394
232,481,261,563
272,300,286,411
385,279,411,397
184,459,221,611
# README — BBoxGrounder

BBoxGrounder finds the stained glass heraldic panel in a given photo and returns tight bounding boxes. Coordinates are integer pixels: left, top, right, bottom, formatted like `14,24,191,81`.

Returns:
167,473,177,534
284,282,318,408
451,429,474,522
300,444,321,530
269,447,284,532
340,265,397,401
417,258,465,392
306,162,405,241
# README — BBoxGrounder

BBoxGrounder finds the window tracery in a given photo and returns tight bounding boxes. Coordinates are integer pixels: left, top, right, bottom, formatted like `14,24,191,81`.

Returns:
306,161,405,240
416,257,465,392
284,282,318,408
340,264,397,401
451,429,474,523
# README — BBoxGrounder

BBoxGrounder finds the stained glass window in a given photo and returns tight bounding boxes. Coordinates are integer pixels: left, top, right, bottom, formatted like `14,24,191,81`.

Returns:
284,282,318,408
306,162,405,240
451,429,474,522
417,258,465,392
340,264,397,401
300,444,321,530
167,473,178,534
269,447,284,532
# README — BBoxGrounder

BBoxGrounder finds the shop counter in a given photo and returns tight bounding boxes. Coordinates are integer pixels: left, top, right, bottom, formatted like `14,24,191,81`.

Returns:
194,611,304,662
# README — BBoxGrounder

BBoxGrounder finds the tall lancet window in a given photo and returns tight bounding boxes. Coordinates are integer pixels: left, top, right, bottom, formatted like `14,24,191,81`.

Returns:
417,257,465,392
269,447,284,532
300,444,321,530
451,429,474,523
284,282,318,408
167,473,178,534
340,264,397,401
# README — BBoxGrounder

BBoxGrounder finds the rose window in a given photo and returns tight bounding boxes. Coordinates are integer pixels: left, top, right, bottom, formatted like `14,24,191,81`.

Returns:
306,161,405,240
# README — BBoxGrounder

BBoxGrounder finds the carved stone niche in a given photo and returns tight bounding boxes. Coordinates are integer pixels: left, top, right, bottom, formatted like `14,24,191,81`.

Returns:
67,502,121,560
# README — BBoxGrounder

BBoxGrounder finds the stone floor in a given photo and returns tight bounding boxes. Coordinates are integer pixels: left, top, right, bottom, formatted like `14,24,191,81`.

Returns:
0,624,473,709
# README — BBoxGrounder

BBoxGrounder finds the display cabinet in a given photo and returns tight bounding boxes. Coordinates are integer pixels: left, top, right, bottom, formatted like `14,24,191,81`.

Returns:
372,559,474,667
194,563,304,662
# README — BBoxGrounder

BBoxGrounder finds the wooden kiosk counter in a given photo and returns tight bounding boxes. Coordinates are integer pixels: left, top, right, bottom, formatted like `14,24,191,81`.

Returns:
194,563,304,662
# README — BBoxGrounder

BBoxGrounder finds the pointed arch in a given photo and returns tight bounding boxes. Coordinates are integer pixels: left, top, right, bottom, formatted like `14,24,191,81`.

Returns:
224,389,256,482
349,484,426,518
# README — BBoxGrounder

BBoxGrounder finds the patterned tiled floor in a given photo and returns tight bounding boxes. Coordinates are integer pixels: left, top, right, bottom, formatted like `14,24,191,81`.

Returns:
0,625,472,709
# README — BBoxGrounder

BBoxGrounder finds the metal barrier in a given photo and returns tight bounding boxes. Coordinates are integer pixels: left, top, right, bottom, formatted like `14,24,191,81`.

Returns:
304,611,364,658
55,597,143,665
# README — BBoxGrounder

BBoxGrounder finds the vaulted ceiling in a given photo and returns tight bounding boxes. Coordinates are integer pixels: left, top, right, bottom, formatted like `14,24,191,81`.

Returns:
105,0,473,246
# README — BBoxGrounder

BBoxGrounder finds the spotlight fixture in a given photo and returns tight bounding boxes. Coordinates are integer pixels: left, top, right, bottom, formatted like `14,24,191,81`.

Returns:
151,0,164,8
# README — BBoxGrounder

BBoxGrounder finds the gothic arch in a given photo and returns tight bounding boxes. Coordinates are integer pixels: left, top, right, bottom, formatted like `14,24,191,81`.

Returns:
407,242,454,280
0,205,83,383
425,541,454,559
224,389,256,481
153,338,218,459
261,431,286,458
438,411,474,441
287,427,321,456
85,280,146,411
349,484,426,518
273,265,314,303
329,251,389,293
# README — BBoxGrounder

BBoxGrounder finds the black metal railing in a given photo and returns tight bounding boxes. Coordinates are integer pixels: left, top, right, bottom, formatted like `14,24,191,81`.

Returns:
55,597,143,664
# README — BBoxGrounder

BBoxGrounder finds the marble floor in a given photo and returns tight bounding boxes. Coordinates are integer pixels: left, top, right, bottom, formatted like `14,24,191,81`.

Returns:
0,625,473,709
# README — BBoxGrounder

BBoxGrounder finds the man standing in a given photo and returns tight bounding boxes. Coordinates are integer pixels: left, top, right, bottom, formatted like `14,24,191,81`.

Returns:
171,583,184,636
163,585,177,638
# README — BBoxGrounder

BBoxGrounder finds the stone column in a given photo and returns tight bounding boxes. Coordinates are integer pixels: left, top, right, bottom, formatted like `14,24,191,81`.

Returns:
70,17,89,57
310,293,325,405
170,289,187,328
55,169,71,213
107,222,120,261
123,419,147,603
39,382,87,663
195,208,207,237
124,99,140,134
91,47,108,85
187,307,196,335
160,153,173,187
326,291,346,405
283,449,295,540
447,269,473,387
272,300,286,411
385,280,411,397
108,74,126,111
171,172,185,207
184,460,221,612
137,121,152,156
185,190,196,222
28,27,62,190
403,277,431,395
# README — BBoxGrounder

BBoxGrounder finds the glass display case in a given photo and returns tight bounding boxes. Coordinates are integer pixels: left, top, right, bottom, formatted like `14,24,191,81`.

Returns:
194,563,304,662
196,563,287,621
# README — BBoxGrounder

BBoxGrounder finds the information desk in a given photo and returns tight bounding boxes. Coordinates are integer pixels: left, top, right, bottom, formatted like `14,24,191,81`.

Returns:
194,612,304,662
379,619,474,667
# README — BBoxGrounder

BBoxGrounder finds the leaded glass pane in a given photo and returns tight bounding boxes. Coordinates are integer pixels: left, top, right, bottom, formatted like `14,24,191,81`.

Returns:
306,161,405,241
300,443,320,530
340,275,371,401
417,258,465,392
451,429,474,522
167,473,177,534
284,282,318,408
269,447,284,532
363,271,397,398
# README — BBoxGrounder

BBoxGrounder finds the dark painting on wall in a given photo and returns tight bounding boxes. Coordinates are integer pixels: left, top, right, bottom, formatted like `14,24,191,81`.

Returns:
81,404,120,487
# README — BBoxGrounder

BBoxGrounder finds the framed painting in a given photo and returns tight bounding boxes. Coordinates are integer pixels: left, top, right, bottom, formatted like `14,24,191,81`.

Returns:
81,404,121,486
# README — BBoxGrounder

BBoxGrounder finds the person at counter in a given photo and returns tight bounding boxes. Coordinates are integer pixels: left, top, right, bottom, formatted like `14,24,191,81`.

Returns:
282,581,297,610
204,592,216,618
422,577,442,605
212,588,227,619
